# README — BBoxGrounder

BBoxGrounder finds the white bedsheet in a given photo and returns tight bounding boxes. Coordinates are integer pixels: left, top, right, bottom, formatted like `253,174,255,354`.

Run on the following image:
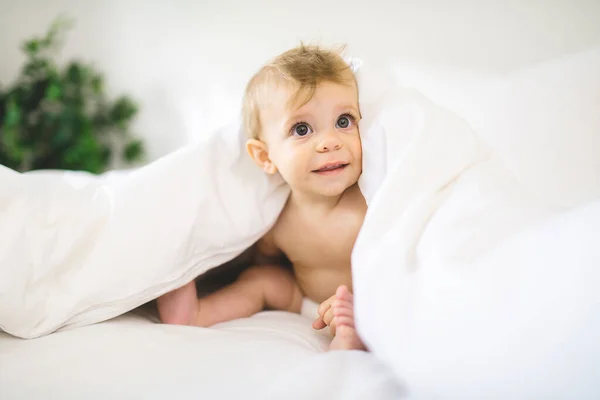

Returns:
0,312,403,399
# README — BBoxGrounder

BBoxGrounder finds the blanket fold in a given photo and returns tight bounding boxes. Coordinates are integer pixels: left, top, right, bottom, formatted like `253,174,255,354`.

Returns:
0,121,289,338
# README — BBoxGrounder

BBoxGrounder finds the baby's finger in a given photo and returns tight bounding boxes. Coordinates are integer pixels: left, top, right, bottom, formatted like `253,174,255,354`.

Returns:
323,307,335,326
333,315,355,329
332,299,354,317
317,301,331,317
329,317,337,336
312,316,327,330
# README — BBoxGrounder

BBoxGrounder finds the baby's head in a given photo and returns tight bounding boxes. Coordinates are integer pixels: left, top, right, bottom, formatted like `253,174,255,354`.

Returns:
243,44,362,199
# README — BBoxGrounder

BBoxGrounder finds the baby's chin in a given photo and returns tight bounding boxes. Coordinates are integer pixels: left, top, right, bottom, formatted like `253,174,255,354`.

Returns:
309,181,357,198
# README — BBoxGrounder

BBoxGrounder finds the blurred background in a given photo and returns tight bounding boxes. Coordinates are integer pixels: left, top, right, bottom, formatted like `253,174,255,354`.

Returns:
1,0,599,173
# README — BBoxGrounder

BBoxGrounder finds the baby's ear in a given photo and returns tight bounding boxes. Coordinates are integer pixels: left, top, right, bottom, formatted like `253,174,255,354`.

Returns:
246,139,277,175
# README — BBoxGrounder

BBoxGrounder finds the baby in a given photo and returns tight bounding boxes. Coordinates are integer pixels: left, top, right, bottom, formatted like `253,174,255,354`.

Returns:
157,44,367,350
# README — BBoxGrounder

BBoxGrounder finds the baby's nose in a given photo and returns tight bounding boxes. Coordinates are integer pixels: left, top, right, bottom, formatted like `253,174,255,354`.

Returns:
317,131,342,152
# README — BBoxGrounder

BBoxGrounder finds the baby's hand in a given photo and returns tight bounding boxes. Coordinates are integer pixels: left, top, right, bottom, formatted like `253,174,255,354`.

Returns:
312,294,337,335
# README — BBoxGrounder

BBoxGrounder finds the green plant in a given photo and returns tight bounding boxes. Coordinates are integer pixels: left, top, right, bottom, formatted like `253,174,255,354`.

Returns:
0,17,144,174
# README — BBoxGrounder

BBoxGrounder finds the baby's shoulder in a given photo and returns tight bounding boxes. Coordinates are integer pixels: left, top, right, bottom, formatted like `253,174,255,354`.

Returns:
336,185,368,225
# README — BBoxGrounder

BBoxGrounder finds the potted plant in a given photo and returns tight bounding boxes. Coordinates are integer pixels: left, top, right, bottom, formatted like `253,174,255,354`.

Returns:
0,17,144,174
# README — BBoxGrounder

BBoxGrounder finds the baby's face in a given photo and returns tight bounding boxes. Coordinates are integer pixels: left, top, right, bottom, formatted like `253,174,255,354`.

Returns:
260,79,362,198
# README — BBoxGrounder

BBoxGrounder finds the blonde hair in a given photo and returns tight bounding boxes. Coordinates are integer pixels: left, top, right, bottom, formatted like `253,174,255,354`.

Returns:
242,44,356,139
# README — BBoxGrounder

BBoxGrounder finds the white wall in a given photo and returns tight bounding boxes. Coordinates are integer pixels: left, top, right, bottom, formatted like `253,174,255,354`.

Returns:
1,0,599,161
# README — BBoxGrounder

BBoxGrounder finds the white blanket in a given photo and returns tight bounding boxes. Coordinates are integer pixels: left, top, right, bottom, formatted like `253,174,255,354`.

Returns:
354,92,600,397
0,120,290,338
352,48,600,398
1,48,599,398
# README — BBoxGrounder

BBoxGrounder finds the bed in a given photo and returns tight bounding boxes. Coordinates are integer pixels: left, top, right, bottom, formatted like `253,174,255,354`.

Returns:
1,36,599,400
0,310,404,399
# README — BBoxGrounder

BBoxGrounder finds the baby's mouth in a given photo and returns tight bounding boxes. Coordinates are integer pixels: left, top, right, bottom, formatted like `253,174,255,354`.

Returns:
313,163,348,173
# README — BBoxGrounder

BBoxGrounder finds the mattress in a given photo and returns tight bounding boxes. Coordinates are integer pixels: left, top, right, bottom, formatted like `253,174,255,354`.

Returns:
0,310,404,399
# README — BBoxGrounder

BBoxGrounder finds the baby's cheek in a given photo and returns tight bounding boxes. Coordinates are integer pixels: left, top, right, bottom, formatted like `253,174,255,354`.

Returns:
353,141,363,162
276,163,300,185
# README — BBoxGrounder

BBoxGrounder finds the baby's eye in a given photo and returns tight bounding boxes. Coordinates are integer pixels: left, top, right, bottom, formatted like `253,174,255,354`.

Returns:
335,115,354,129
292,123,313,137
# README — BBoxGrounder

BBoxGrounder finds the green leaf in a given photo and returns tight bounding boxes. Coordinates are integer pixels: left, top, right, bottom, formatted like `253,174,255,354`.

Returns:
63,130,102,173
64,62,93,87
4,98,21,127
123,139,144,162
53,108,74,145
45,81,62,100
110,96,138,128
23,39,41,56
0,126,24,163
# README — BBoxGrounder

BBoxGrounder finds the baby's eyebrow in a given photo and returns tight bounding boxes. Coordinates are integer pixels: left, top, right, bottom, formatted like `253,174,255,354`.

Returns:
338,104,361,115
284,112,311,126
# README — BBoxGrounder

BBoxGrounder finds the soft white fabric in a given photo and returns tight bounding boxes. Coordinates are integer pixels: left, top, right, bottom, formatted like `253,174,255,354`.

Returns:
0,122,290,338
0,311,403,399
391,46,600,208
470,46,600,208
353,50,600,398
0,47,598,399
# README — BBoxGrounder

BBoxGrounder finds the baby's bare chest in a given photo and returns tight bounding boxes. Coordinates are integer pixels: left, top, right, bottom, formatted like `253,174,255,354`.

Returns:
274,212,361,268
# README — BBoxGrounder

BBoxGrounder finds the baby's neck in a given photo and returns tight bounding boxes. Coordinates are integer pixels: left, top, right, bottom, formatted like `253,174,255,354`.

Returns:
288,184,358,217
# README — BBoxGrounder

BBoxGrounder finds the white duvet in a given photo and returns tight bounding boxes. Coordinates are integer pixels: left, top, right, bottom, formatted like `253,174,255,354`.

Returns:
1,48,599,398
